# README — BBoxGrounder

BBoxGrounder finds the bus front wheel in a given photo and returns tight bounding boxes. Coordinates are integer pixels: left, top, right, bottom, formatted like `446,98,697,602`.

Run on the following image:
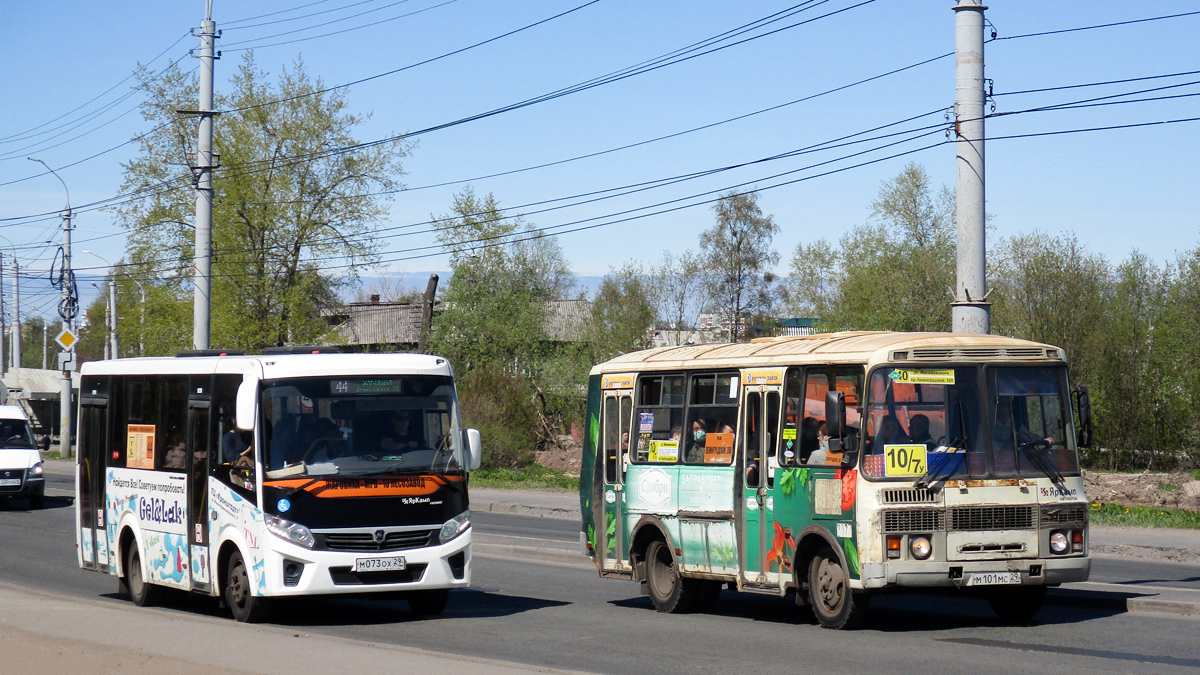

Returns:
646,539,704,613
808,546,869,629
224,550,271,623
125,544,162,607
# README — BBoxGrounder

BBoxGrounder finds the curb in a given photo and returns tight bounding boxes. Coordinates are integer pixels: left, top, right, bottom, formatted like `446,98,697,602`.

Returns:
472,502,579,521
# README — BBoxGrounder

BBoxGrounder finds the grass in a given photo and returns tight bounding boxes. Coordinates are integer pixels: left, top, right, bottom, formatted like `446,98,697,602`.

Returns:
470,466,580,491
1089,501,1200,529
41,450,70,461
1193,469,1200,481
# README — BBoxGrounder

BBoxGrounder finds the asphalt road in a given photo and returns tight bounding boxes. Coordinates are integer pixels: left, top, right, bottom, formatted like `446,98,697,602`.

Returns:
2,493,1199,674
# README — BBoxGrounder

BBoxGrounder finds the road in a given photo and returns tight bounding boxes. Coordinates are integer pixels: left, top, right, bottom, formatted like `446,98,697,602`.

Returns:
2,485,1200,674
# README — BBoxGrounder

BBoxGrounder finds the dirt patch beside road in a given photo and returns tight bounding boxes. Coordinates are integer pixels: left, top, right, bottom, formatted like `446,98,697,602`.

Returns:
1083,470,1200,512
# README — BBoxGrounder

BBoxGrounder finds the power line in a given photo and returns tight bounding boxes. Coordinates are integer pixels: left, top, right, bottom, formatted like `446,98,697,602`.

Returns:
221,1,458,54
224,0,383,31
995,69,1200,97
993,9,1200,41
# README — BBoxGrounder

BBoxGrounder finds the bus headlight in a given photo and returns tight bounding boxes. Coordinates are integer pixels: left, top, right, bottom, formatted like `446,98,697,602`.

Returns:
31,462,44,476
265,514,315,549
910,535,932,560
1049,530,1069,554
439,511,470,544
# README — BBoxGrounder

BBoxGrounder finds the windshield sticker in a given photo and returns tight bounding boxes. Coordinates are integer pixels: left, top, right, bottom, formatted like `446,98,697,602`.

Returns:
889,369,955,385
639,412,654,433
729,376,739,397
126,425,156,470
703,433,734,464
782,427,797,440
277,498,291,513
648,440,678,463
883,444,928,477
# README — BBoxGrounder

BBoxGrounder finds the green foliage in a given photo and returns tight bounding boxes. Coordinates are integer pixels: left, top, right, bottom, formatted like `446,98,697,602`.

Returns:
1089,501,1200,529
114,52,405,353
468,466,579,491
456,366,539,470
587,261,655,362
700,190,780,342
783,163,954,332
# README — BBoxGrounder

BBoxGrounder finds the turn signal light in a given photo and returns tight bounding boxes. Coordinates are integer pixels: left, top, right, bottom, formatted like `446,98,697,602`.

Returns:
887,535,901,559
1071,530,1084,552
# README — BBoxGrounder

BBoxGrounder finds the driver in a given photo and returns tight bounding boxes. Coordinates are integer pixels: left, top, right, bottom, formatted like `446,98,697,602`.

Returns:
381,410,422,452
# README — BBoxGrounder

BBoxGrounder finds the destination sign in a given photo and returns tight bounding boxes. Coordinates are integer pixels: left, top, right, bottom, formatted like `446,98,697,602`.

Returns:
331,378,403,395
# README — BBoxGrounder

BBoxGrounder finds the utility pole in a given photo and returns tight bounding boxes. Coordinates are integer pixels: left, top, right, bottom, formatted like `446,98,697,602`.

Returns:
192,0,218,350
42,322,47,370
109,277,118,358
951,0,990,334
0,251,6,377
12,258,20,370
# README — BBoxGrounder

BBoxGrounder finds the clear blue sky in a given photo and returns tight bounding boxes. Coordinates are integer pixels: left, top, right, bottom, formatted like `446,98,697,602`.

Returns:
2,1,1198,319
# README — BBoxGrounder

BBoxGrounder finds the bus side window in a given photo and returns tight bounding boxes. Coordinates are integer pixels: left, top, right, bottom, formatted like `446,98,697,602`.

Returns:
603,397,620,483
157,376,189,472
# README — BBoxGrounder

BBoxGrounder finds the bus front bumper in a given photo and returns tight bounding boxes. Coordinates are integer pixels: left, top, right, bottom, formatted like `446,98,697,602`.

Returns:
259,527,473,597
860,555,1090,589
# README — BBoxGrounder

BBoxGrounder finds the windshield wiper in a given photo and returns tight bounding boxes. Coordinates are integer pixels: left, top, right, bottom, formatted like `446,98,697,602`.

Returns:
1007,406,1064,486
914,402,968,489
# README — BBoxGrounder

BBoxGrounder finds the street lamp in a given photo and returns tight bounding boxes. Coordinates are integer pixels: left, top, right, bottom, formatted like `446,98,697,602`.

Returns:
28,156,73,458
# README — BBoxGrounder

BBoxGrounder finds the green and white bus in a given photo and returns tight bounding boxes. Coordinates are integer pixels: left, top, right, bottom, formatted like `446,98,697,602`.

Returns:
579,332,1093,629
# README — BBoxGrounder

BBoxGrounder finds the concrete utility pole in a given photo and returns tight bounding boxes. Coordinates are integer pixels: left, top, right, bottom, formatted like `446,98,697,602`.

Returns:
42,322,47,370
951,0,990,334
192,0,218,350
108,279,118,358
0,251,6,376
12,258,20,369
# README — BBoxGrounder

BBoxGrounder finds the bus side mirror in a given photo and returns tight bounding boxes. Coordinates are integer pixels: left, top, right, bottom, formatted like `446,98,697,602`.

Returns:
825,390,846,439
1074,385,1093,449
465,428,482,471
236,377,259,431
41,435,51,452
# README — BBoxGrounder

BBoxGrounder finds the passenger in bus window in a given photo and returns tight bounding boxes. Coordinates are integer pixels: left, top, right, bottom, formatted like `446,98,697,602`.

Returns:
875,415,910,447
221,421,251,465
269,415,298,469
670,425,682,442
684,418,708,463
162,430,187,470
381,410,421,452
798,416,820,463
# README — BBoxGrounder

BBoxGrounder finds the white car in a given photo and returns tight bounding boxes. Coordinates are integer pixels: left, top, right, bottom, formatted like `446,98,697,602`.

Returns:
0,405,45,509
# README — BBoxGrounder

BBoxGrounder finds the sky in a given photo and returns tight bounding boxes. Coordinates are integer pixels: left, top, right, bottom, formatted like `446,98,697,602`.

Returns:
2,0,1198,322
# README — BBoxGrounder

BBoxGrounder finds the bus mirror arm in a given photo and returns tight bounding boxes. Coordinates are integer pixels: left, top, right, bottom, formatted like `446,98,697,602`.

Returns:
235,377,260,431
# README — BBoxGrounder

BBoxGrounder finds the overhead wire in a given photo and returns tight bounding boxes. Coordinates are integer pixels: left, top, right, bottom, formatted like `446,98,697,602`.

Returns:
221,1,459,54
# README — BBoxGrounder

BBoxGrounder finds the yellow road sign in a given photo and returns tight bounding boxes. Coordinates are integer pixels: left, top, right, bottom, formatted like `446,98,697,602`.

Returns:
55,327,77,351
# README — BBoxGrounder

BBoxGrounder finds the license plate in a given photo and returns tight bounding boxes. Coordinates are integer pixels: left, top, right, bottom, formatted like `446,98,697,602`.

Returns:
965,571,1022,586
0,478,20,487
353,556,406,572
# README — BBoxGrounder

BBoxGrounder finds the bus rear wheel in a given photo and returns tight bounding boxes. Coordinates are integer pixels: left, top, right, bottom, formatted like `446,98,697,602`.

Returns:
988,585,1045,622
646,539,704,613
808,546,869,630
125,544,162,607
406,589,449,616
224,550,271,623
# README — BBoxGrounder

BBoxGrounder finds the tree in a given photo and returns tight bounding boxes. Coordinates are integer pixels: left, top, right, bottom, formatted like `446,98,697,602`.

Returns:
784,162,955,332
699,190,779,342
589,261,655,361
650,249,704,346
114,53,407,351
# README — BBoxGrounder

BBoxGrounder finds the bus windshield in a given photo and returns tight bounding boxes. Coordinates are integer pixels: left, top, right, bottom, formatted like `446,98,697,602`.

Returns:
260,375,463,479
861,364,1078,481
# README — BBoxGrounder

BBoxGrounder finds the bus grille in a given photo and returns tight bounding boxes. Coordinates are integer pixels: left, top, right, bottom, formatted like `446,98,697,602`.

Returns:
318,529,437,552
881,488,939,504
1040,504,1088,527
329,563,427,585
0,468,24,493
883,509,944,533
949,505,1035,531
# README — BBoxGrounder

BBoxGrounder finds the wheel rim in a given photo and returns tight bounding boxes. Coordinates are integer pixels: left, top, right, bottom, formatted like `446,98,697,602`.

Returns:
815,556,846,614
648,545,676,599
229,560,249,609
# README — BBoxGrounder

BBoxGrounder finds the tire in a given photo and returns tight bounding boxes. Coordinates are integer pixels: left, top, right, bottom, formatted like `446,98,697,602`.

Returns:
808,545,870,629
988,584,1046,622
406,589,450,616
645,539,703,613
225,550,272,623
125,544,163,608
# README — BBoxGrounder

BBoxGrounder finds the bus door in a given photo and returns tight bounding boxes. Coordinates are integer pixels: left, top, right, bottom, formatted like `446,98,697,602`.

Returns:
186,395,213,592
78,395,110,572
739,372,783,589
598,382,634,575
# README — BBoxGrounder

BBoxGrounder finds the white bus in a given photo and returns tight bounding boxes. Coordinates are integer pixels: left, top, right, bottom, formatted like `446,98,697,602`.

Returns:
75,349,480,622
